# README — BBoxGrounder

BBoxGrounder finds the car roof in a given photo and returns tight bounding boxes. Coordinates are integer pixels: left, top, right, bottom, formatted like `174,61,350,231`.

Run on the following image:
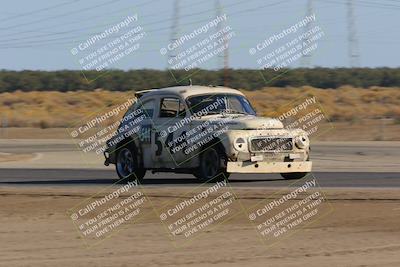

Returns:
136,85,245,99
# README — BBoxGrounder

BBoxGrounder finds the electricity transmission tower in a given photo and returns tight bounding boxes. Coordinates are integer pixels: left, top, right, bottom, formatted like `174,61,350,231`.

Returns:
168,0,180,66
301,0,314,68
215,0,229,86
347,0,360,67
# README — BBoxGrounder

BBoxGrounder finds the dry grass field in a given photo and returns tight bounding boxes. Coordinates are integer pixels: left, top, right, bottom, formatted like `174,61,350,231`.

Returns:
0,86,399,140
245,86,400,121
1,186,400,267
0,90,134,128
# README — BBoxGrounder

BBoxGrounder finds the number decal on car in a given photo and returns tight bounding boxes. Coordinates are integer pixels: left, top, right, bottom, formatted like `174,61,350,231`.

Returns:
155,131,163,156
139,125,151,144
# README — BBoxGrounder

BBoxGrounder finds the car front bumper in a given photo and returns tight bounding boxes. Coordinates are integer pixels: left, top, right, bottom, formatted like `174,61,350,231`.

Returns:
227,161,312,173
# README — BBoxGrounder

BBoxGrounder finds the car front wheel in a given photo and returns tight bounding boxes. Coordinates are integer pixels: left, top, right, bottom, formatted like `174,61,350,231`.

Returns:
194,146,229,182
116,145,145,182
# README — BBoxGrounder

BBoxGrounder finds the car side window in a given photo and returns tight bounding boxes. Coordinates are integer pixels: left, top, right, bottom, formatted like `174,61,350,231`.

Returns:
159,97,186,118
136,99,155,118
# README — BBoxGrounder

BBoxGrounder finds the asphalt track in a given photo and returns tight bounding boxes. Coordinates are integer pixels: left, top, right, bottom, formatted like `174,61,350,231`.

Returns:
0,168,399,188
0,140,399,188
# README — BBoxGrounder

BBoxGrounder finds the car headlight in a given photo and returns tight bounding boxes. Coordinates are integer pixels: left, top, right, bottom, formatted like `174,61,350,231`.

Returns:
295,135,309,149
233,137,248,152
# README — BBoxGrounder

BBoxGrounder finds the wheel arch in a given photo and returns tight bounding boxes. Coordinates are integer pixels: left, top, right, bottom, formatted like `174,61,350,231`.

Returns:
115,137,144,168
198,137,227,166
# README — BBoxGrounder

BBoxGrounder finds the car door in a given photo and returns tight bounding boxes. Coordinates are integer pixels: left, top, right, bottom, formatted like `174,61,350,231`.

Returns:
134,98,156,169
152,96,190,167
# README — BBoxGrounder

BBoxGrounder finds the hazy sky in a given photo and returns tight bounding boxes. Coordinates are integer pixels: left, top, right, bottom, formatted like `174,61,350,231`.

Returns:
0,0,398,70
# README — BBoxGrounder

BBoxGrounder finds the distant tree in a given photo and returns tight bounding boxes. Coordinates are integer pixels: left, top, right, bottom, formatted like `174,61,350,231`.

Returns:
0,68,400,92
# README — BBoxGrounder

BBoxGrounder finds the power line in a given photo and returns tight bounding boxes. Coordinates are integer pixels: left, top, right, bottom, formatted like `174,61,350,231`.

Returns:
0,0,125,31
0,0,162,39
0,0,254,47
316,0,400,9
0,0,81,23
2,1,337,51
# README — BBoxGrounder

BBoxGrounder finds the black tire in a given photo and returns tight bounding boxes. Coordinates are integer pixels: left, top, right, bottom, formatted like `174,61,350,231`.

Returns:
194,145,230,182
115,143,146,182
280,172,309,180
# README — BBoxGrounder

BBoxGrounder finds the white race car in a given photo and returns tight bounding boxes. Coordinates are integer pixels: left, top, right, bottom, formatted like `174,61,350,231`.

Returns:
104,86,312,182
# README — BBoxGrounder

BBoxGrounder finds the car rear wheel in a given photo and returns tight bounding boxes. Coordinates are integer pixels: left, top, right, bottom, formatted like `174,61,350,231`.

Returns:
116,145,145,182
280,172,309,180
194,146,229,182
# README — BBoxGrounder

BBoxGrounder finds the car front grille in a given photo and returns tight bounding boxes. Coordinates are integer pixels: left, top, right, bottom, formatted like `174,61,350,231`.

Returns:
250,137,293,152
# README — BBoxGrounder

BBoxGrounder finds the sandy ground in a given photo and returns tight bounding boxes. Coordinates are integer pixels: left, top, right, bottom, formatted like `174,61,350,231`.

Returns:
1,186,400,267
1,139,399,266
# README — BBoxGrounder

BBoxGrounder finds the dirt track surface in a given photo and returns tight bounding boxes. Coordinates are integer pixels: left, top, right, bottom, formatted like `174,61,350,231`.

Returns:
1,186,400,267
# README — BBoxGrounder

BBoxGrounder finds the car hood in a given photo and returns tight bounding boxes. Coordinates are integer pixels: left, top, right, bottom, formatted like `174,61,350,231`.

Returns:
199,115,284,130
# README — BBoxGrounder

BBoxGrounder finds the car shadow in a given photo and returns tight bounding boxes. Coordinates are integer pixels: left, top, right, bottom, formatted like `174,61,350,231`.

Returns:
0,177,283,186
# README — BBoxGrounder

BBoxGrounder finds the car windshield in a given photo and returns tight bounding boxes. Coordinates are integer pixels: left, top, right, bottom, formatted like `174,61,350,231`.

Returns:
186,94,256,116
